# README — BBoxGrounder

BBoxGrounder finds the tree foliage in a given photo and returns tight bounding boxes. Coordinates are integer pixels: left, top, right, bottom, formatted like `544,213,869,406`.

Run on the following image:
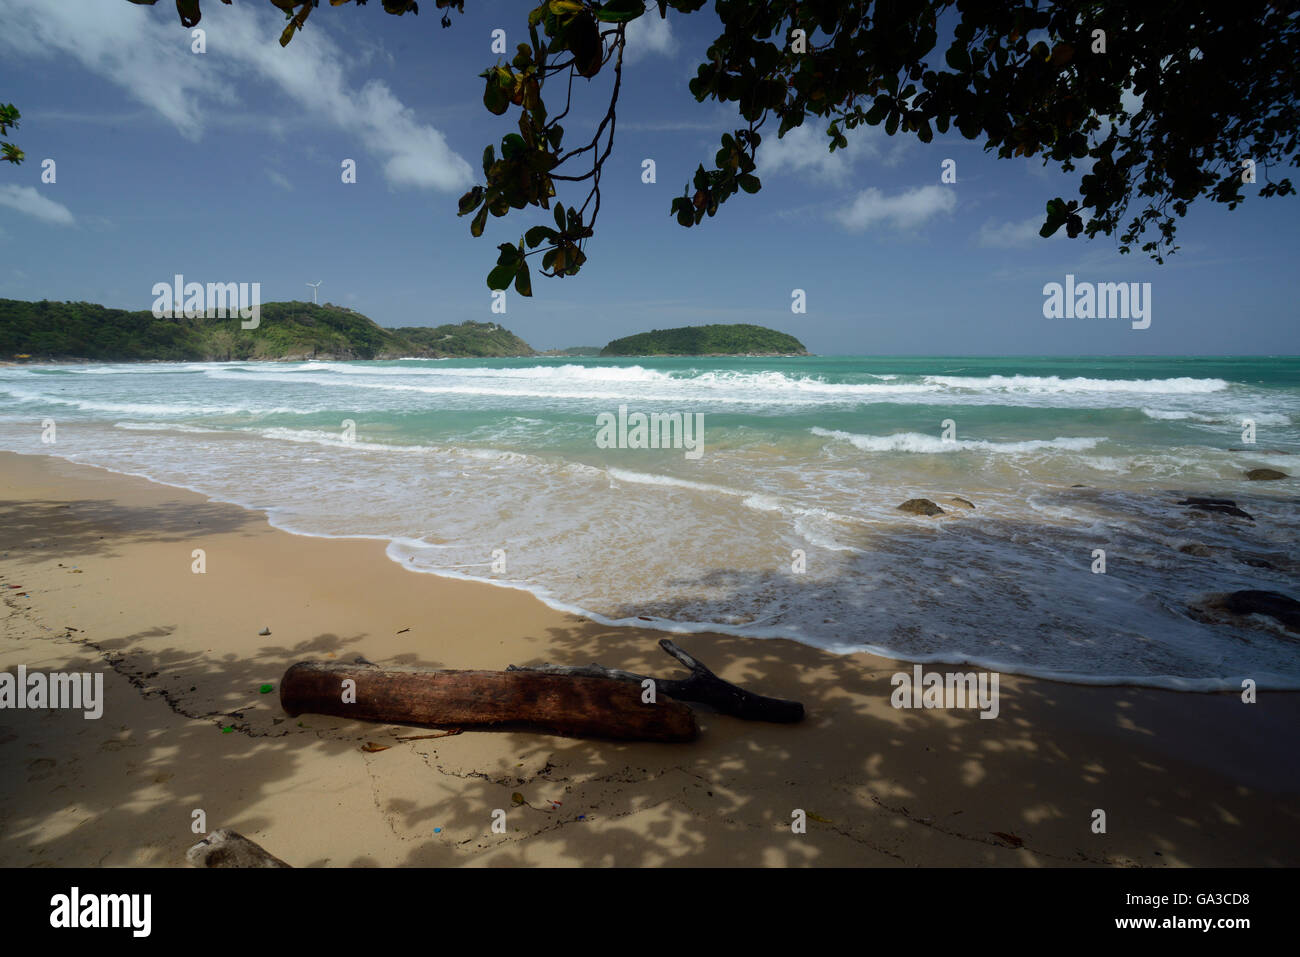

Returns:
0,298,535,360
601,322,807,356
76,2,1300,284
0,104,23,165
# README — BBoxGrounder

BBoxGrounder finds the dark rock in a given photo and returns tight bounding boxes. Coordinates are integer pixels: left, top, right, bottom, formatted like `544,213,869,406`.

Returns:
948,496,976,509
1178,543,1214,557
1178,497,1254,520
1245,468,1287,481
1222,590,1300,632
898,498,944,516
1233,553,1276,569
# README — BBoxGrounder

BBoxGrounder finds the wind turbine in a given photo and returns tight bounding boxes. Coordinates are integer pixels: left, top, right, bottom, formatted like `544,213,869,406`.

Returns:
306,281,322,305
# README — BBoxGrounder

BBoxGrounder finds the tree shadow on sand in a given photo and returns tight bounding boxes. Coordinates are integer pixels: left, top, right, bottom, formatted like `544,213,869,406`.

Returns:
2,492,1298,868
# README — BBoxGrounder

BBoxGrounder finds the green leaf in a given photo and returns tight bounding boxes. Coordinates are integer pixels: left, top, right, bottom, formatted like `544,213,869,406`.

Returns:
554,202,565,231
470,205,489,238
737,173,761,194
487,263,516,290
501,133,527,160
595,0,645,24
486,74,509,115
458,186,484,216
175,0,202,28
568,12,603,78
514,261,533,296
525,225,557,247
496,242,522,267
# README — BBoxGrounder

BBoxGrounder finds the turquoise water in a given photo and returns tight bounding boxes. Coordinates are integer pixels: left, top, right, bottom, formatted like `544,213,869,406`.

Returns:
1,355,1296,688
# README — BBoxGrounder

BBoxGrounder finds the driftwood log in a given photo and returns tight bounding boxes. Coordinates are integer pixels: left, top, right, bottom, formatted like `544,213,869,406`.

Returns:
280,661,700,742
186,829,291,868
508,639,805,723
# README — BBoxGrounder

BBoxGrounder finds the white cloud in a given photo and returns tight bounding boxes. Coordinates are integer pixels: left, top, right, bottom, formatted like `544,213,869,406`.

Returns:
760,120,909,185
266,169,294,192
977,215,1045,248
761,122,854,183
0,0,472,192
833,185,955,232
623,10,677,63
0,185,76,225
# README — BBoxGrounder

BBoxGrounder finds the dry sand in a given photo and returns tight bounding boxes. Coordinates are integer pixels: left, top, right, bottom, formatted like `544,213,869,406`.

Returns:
1,450,1297,867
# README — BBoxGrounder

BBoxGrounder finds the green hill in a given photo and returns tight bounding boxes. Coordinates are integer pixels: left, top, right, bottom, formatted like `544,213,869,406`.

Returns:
600,323,808,356
392,321,534,358
541,345,603,356
0,299,535,360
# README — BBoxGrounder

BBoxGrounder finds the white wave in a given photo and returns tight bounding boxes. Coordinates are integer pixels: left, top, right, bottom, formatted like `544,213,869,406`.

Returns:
812,427,1101,454
605,467,740,497
114,422,234,435
255,427,440,454
218,362,676,382
1141,407,1290,425
926,374,1229,394
0,385,304,417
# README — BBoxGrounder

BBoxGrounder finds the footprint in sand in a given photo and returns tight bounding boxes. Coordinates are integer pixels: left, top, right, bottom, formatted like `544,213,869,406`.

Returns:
27,757,57,780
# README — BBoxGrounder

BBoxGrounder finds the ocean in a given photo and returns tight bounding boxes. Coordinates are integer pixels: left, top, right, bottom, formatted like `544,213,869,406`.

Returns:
1,355,1296,690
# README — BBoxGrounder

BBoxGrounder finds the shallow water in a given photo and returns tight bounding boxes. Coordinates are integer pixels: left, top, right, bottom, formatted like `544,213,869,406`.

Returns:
2,355,1296,689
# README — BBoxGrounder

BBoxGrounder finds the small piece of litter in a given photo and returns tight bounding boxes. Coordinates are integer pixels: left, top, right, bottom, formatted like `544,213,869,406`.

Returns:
361,742,390,753
259,683,273,694
220,726,234,734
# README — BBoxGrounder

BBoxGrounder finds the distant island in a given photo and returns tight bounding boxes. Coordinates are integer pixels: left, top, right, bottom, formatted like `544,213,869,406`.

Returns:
541,346,603,357
600,323,808,356
0,299,534,361
1,301,811,362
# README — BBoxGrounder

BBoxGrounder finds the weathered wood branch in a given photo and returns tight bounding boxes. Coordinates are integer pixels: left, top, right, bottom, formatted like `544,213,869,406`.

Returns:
507,639,804,724
186,829,291,868
279,661,699,742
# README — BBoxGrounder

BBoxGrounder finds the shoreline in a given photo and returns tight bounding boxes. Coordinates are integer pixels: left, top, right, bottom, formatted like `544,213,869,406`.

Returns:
8,446,1289,693
7,442,1289,696
2,449,1299,866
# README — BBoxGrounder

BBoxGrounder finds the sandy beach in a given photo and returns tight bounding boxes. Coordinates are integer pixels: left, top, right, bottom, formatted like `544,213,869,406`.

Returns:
1,449,1298,867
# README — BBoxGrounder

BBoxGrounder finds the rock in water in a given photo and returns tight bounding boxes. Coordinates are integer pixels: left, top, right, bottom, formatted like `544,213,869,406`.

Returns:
186,829,291,868
948,496,976,509
1245,468,1287,481
1222,590,1300,632
1178,543,1214,557
898,498,945,516
258,627,271,636
1177,497,1254,520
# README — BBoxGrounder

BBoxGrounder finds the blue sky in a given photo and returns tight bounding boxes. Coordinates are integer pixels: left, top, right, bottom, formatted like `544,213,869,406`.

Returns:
0,0,1296,355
